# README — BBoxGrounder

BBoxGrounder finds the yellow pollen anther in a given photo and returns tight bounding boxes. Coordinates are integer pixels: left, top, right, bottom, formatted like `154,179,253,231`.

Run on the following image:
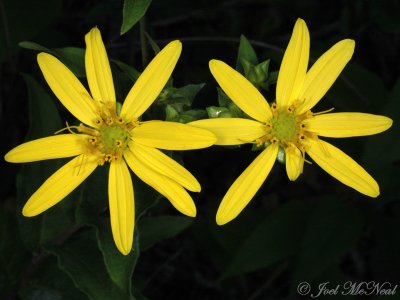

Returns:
77,105,137,165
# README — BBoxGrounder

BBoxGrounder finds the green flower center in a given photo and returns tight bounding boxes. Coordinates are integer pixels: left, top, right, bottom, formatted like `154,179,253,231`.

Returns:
75,103,137,165
256,103,314,164
258,103,313,148
99,124,130,154
270,109,298,143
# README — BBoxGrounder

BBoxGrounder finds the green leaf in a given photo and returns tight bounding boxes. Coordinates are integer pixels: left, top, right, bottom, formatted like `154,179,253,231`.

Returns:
16,74,73,250
206,106,230,118
54,47,85,77
171,83,205,106
236,35,258,73
222,200,312,279
47,229,131,300
144,32,160,54
157,83,205,107
19,42,85,77
20,73,62,139
73,166,138,296
217,87,231,107
267,70,278,85
74,165,108,227
165,104,179,121
176,109,206,123
111,59,141,83
138,215,193,251
19,41,53,53
291,198,364,288
94,218,139,294
121,0,152,35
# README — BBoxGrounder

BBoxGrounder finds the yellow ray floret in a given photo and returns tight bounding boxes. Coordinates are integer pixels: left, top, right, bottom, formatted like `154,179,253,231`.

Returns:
132,121,216,150
22,155,98,216
209,59,272,123
108,160,134,255
85,27,116,105
216,143,278,225
276,18,309,108
5,28,215,255
5,134,86,163
121,41,182,121
189,118,266,146
191,18,393,225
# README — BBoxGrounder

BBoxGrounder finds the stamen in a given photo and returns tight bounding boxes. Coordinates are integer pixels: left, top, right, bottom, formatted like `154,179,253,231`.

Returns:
89,137,97,144
54,122,80,135
313,107,335,116
95,119,103,126
73,154,88,176
77,124,99,136
73,104,138,166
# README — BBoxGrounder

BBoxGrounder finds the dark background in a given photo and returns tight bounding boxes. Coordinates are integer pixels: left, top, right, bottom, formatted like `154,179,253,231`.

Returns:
1,0,400,299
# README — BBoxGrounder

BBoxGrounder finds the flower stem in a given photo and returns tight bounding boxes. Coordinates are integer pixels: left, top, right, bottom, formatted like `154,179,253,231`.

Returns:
139,16,148,68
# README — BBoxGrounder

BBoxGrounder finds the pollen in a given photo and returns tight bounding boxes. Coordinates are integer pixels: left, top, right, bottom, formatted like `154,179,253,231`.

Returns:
76,104,137,165
260,103,314,151
270,106,298,143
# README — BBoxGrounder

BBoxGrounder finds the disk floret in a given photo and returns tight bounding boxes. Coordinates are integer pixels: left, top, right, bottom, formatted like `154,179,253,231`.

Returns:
78,104,137,165
258,103,314,151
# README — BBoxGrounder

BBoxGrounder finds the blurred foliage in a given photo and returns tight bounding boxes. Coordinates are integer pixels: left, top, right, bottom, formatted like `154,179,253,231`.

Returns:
1,0,400,299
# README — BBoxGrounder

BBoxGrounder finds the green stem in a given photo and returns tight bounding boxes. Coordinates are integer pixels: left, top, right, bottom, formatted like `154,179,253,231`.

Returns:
139,17,148,68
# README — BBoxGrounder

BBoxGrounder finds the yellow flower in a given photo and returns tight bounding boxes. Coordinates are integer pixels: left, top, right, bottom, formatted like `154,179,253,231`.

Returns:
190,19,393,225
5,28,216,254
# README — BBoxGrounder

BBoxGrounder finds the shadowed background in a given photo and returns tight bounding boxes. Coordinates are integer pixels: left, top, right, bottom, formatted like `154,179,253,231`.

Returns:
1,0,399,299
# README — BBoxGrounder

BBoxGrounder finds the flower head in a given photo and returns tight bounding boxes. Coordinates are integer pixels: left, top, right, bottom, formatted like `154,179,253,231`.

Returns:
190,19,392,225
5,28,216,254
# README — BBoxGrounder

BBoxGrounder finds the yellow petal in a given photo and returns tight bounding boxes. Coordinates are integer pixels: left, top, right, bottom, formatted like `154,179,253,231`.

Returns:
108,160,135,255
22,155,97,217
209,60,272,123
285,145,303,181
297,39,355,114
188,118,265,145
306,138,379,197
276,18,310,107
121,41,182,121
124,150,196,217
303,113,393,137
37,53,97,127
132,121,216,150
85,27,116,105
216,143,278,225
5,134,86,163
129,142,200,192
